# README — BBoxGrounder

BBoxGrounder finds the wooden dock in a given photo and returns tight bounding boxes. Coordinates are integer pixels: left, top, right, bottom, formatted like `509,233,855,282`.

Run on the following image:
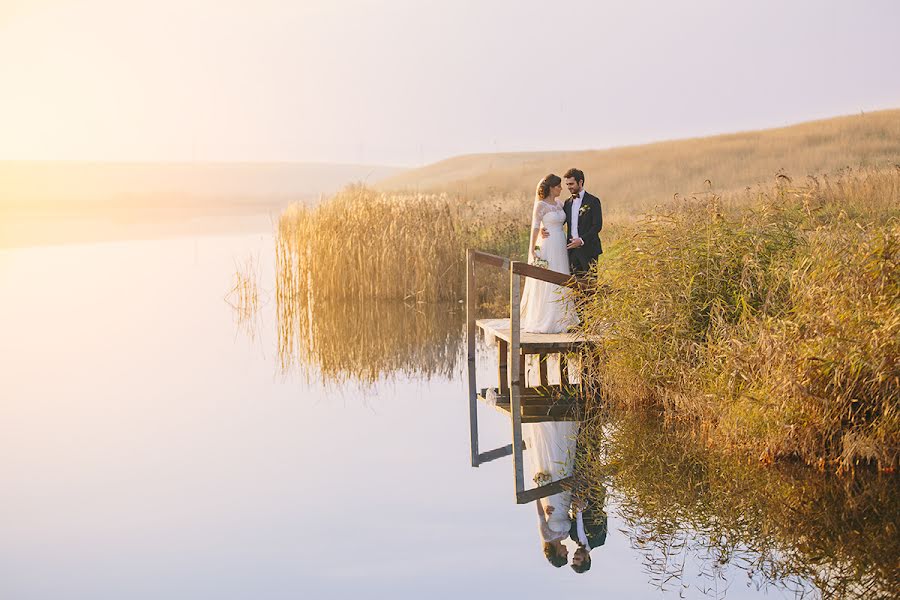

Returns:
465,249,599,504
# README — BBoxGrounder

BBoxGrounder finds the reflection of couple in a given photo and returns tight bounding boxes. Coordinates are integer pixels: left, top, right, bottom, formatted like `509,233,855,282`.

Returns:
526,419,608,572
520,168,602,334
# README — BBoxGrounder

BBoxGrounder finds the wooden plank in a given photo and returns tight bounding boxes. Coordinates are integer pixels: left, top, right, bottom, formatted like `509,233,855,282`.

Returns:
559,353,569,386
494,403,578,418
538,353,548,386
479,399,578,423
477,444,513,464
477,387,582,405
466,249,479,467
516,476,574,504
511,260,576,287
476,318,601,352
498,339,509,395
509,264,525,499
470,250,510,269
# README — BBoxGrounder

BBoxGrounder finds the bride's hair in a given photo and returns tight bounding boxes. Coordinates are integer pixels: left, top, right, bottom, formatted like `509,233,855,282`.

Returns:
536,174,562,201
543,542,567,568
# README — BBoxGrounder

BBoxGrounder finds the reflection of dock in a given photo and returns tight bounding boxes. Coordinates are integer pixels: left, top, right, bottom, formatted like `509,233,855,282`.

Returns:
465,250,601,504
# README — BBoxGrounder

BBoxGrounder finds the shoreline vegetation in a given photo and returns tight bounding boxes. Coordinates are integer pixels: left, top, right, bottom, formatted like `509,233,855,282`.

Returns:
579,168,899,472
273,111,899,472
276,166,898,472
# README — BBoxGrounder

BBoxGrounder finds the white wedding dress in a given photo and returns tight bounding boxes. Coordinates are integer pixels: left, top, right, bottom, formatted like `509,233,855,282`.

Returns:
520,199,579,334
528,419,579,542
519,198,580,542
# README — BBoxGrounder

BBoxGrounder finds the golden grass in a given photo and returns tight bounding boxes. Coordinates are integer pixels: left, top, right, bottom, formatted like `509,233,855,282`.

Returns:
577,168,900,471
276,184,526,305
380,109,900,219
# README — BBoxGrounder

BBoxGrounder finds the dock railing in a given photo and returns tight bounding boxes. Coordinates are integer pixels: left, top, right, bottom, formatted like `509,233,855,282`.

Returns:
466,248,586,504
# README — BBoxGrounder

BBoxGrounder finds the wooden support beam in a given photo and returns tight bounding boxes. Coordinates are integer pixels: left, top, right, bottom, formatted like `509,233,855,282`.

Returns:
559,353,569,386
538,353,548,387
466,249,479,467
498,339,509,395
509,262,525,499
470,250,510,269
511,261,587,292
478,444,513,464
516,476,574,504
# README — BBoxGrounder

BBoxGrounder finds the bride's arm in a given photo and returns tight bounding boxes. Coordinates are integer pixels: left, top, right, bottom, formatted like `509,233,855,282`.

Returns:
527,202,543,262
535,499,555,539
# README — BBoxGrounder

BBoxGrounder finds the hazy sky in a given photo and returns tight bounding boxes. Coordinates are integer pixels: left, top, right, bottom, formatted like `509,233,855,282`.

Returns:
1,0,898,166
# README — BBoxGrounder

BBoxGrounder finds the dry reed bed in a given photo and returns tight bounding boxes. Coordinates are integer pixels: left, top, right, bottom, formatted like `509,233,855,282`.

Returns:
578,168,900,471
276,185,526,305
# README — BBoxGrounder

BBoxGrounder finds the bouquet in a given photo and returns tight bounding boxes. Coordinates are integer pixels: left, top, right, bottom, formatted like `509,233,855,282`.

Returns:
530,245,549,269
533,471,552,485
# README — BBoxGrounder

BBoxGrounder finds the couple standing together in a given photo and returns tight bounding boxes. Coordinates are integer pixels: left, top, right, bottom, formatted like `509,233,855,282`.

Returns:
520,168,602,334
517,168,607,571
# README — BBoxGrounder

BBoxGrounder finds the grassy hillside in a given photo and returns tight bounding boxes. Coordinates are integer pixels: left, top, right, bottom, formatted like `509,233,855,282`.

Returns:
379,110,900,217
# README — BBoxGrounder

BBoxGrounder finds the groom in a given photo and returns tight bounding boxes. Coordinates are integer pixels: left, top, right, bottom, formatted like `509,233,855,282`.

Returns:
569,487,609,574
562,168,603,275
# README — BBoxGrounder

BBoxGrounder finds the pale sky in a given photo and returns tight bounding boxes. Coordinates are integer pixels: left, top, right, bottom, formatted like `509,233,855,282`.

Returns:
1,0,898,166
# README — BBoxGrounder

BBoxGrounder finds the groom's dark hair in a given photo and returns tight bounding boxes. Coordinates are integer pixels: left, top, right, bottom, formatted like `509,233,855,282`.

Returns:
564,168,585,185
571,553,592,573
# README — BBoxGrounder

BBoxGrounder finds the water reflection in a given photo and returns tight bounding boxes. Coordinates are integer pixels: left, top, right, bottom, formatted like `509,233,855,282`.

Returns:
527,418,608,573
260,237,896,598
276,291,463,384
576,414,899,598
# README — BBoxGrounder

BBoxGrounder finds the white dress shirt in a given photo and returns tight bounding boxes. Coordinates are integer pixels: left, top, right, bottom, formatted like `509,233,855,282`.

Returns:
575,510,591,551
570,190,585,240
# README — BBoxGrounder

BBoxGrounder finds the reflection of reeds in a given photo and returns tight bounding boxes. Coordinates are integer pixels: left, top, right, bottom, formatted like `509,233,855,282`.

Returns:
225,253,261,341
578,168,900,470
276,290,464,384
576,412,899,599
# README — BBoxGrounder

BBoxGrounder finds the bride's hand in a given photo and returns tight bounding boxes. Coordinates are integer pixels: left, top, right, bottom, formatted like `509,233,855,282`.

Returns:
540,227,550,239
544,505,555,516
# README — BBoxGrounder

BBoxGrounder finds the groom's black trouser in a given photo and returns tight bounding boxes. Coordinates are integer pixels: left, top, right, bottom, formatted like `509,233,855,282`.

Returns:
569,248,601,276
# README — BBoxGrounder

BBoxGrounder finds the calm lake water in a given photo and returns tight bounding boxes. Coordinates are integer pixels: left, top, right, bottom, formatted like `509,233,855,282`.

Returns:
1,221,896,599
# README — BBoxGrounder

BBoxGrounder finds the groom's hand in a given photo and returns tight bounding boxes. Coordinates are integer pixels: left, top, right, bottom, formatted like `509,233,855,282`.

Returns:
566,237,584,249
540,227,550,239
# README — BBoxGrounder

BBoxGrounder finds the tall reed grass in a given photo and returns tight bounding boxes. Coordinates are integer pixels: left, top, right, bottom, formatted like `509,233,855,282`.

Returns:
578,168,900,471
276,185,526,306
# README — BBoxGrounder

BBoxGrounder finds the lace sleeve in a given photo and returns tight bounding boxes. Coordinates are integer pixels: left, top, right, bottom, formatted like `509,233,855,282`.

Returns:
528,201,547,261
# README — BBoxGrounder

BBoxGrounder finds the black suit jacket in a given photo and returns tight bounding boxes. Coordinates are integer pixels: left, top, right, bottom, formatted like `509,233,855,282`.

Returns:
563,191,603,274
569,501,608,551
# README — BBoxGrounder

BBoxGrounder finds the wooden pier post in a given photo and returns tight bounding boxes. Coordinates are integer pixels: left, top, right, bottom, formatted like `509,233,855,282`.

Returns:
509,261,525,499
466,249,479,467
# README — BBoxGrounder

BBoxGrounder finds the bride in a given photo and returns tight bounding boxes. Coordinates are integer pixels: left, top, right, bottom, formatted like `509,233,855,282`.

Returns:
520,174,579,334
519,174,581,567
530,417,579,568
